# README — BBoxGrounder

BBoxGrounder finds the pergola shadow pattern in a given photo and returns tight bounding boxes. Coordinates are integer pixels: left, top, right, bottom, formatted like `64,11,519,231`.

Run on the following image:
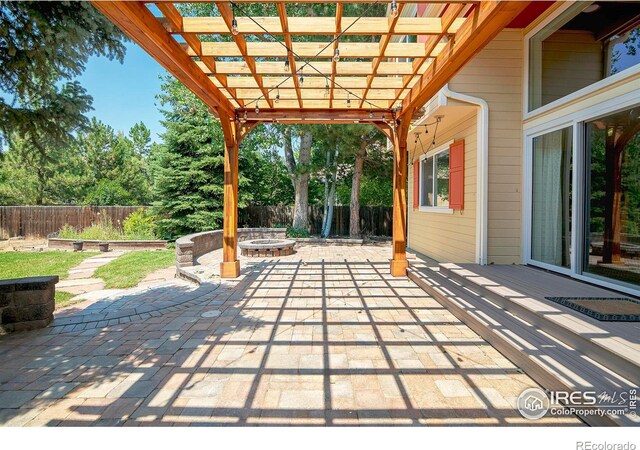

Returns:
0,249,581,426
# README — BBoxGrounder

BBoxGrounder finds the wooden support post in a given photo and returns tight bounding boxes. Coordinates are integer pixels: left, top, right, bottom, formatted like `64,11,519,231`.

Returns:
220,115,240,278
390,120,409,277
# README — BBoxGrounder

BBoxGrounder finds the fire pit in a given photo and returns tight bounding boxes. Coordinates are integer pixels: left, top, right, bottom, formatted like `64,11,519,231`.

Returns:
239,239,295,257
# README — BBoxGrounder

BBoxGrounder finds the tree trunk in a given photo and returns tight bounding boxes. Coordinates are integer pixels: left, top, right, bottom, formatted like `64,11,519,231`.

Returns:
284,127,312,231
350,142,367,237
322,162,338,238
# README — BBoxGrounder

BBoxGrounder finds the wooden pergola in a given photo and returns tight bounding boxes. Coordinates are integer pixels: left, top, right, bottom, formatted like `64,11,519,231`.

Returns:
93,0,530,278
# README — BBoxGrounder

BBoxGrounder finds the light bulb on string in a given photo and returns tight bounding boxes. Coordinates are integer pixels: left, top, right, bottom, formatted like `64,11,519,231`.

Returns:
255,102,259,115
390,0,398,18
346,93,351,108
333,48,340,63
284,55,290,71
275,88,280,103
325,81,330,97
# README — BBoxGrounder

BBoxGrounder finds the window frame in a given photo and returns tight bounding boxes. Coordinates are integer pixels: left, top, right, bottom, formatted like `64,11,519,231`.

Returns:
418,141,454,214
523,1,640,119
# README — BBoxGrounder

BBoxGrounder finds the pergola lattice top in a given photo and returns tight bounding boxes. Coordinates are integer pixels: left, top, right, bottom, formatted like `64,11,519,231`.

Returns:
93,0,529,125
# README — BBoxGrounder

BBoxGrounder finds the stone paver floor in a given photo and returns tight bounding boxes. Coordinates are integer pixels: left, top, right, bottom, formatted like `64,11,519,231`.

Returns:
0,245,582,426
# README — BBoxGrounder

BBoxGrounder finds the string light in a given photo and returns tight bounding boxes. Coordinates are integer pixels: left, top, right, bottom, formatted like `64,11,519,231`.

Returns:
231,4,239,35
390,0,398,18
255,102,259,114
346,93,351,108
243,110,248,121
275,88,280,103
333,48,340,63
325,81,330,96
284,54,290,71
231,0,391,113
369,110,373,119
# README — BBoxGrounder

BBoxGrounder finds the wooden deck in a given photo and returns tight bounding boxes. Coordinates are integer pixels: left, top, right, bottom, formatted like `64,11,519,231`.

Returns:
407,258,640,426
450,263,640,366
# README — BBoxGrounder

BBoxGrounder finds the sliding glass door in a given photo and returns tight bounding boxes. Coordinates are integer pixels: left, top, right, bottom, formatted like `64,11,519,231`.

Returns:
531,127,573,269
583,107,640,289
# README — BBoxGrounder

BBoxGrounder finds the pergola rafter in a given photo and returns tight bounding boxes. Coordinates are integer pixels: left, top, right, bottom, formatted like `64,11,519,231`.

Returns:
93,0,531,278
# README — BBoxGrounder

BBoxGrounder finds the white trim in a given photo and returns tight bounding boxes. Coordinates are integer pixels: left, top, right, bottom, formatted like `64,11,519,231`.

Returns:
522,121,574,271
418,141,452,211
418,207,454,215
522,96,640,298
441,85,489,265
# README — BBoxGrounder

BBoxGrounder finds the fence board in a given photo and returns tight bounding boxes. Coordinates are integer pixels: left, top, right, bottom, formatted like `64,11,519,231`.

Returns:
1,204,393,238
0,206,146,239
239,205,392,236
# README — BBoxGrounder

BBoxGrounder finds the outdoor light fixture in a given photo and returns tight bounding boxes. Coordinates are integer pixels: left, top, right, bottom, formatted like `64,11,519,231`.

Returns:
231,17,239,35
299,68,304,85
284,56,290,71
346,93,351,108
275,88,280,103
325,82,330,96
255,103,259,114
390,0,398,18
243,110,248,121
333,48,340,63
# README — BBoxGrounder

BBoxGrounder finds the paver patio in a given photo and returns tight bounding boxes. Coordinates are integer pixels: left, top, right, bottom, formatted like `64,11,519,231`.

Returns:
0,245,581,426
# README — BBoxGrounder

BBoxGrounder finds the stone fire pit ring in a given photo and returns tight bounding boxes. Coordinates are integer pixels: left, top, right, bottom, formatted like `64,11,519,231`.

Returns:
239,239,295,257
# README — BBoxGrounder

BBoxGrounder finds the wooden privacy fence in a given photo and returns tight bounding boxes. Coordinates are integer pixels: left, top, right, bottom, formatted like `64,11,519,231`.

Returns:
240,205,393,236
0,206,146,239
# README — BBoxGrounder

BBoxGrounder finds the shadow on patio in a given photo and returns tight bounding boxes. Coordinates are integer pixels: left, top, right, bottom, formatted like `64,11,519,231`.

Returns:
0,251,582,426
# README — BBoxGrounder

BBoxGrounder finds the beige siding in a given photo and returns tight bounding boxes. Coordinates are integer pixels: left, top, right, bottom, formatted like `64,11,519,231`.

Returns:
408,111,477,263
540,30,602,107
448,29,524,264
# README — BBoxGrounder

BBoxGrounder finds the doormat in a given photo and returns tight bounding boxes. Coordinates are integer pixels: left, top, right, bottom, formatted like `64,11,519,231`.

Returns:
545,297,640,322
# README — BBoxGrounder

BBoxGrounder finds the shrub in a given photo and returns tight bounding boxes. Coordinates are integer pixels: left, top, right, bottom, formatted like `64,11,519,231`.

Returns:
286,227,310,238
57,214,121,240
123,208,157,240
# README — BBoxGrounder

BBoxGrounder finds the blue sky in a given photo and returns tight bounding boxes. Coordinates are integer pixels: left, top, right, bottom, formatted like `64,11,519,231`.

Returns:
78,42,168,142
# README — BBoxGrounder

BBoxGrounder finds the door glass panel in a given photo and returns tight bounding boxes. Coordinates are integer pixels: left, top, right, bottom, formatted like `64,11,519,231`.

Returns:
531,127,573,268
584,106,640,288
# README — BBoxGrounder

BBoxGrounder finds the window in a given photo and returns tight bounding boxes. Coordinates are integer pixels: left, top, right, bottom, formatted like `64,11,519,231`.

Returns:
528,2,640,112
531,126,573,269
583,106,640,288
420,149,450,208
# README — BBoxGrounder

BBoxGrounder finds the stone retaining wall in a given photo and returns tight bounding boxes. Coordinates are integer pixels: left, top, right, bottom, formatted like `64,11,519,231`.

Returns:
175,228,286,268
0,276,58,334
48,238,168,251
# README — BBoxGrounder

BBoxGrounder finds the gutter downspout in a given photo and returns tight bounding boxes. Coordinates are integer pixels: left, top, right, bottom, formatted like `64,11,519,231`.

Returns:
440,84,489,265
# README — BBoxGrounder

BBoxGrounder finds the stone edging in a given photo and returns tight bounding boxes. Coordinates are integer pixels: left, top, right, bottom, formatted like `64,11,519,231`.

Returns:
49,237,168,251
175,228,286,268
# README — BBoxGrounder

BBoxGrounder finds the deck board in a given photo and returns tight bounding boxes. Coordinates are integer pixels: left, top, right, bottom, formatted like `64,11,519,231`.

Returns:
454,264,640,363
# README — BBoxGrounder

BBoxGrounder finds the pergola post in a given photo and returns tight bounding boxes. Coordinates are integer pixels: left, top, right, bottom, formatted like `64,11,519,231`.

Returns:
220,114,240,278
390,121,409,277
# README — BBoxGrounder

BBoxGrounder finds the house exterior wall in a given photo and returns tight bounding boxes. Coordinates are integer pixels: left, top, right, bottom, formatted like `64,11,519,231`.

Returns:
407,30,524,264
407,111,477,263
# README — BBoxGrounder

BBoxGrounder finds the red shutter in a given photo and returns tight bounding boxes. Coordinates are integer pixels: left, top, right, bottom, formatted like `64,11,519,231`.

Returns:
413,161,420,209
449,140,464,210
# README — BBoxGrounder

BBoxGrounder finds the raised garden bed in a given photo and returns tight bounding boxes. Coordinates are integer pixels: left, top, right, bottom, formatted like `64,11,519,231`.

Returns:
48,237,168,251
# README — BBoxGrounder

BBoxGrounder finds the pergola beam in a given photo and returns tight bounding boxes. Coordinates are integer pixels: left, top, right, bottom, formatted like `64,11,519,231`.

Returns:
277,3,303,108
400,1,530,118
164,16,465,35
215,1,273,108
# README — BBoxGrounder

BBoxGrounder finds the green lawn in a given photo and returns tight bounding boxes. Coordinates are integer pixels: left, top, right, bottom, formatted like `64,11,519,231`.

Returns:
94,250,175,289
0,251,99,306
